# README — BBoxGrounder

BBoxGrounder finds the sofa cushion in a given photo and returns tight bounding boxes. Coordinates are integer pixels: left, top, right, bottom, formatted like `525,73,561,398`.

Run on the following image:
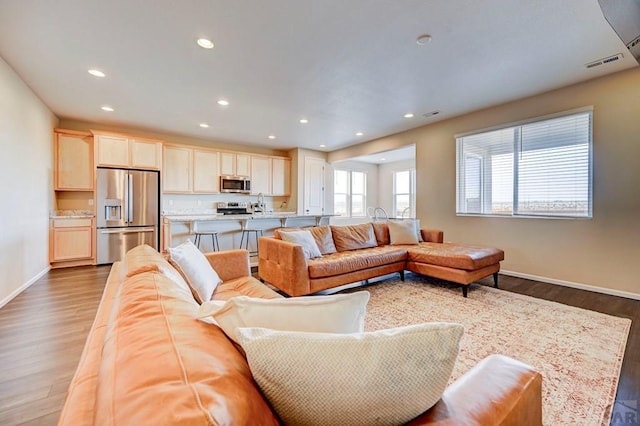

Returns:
371,222,390,246
212,276,283,301
274,225,337,254
307,246,408,278
94,271,280,425
168,240,223,304
279,230,323,259
236,322,464,426
331,223,377,252
388,220,420,245
200,291,370,343
408,242,505,270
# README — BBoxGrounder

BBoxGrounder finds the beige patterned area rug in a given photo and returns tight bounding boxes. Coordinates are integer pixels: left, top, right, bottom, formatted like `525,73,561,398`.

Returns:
347,277,631,426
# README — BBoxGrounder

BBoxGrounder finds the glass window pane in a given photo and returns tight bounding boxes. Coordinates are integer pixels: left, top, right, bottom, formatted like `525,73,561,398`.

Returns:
395,195,410,217
352,172,365,194
334,170,348,193
351,195,365,216
334,194,348,217
490,153,513,214
395,171,410,193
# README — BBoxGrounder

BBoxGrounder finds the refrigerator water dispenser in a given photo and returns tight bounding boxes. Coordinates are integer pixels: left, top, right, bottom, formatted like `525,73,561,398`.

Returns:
104,199,122,221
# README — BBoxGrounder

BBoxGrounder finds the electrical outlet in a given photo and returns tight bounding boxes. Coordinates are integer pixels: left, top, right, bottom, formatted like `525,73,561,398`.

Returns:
88,199,94,206
197,200,202,206
168,200,174,206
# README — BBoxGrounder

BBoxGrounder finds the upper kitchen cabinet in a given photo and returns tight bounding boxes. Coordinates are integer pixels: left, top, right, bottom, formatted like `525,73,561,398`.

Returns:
193,150,219,193
250,156,272,195
93,131,163,170
220,151,250,176
271,157,291,196
163,145,192,193
54,129,94,191
250,156,291,196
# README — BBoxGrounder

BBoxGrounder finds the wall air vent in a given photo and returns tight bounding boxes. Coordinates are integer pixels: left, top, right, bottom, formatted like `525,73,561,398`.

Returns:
585,53,623,69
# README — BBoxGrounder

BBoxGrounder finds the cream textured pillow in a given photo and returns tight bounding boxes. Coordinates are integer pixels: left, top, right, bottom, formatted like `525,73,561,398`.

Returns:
236,322,464,426
388,220,419,245
198,291,370,343
278,230,323,259
167,240,222,304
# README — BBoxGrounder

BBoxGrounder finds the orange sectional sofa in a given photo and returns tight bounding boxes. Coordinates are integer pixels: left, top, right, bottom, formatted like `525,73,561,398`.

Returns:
59,244,541,425
259,222,504,297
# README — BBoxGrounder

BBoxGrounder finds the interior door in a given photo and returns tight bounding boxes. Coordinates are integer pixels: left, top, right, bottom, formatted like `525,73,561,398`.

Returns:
303,157,325,215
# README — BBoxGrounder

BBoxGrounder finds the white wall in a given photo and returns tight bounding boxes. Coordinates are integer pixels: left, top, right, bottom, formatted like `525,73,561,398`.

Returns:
0,56,58,306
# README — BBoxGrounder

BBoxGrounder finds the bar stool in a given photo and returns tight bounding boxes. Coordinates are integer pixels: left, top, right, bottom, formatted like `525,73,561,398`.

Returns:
193,222,220,252
239,220,263,257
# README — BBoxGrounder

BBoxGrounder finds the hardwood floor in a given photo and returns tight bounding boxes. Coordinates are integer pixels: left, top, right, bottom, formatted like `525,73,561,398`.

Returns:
0,267,637,425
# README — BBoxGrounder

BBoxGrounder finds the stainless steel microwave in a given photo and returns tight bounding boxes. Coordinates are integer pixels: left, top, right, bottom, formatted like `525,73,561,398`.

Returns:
220,175,251,193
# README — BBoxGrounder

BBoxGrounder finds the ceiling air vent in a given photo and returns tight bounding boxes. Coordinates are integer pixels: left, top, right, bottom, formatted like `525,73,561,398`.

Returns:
422,111,440,118
585,53,624,69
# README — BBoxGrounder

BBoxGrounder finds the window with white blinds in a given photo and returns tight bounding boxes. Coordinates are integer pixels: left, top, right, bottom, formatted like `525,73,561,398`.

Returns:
456,110,592,218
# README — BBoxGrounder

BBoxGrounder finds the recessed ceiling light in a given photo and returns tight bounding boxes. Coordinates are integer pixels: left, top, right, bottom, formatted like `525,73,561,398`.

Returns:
217,99,229,106
101,106,114,112
268,135,276,139
404,113,414,118
416,34,432,45
319,144,326,148
88,69,105,78
197,38,214,49
356,132,364,136
299,118,309,124
380,158,386,161
199,123,209,128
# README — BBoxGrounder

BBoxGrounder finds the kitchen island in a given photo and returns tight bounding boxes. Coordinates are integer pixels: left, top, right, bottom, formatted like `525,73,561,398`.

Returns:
161,212,334,253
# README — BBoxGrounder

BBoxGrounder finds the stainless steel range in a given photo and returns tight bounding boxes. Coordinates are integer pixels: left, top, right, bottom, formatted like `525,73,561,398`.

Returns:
217,202,251,215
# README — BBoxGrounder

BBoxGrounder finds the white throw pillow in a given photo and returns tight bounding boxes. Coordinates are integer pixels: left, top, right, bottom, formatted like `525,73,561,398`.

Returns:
168,240,222,304
198,291,370,343
236,322,464,426
278,230,323,259
388,220,420,245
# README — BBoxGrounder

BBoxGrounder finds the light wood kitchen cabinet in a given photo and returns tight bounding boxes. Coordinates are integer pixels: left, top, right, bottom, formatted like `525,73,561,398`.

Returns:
250,156,291,196
271,157,291,196
163,146,192,193
54,129,94,191
250,156,272,195
193,150,219,193
50,218,93,265
94,132,162,169
131,139,163,169
220,152,250,176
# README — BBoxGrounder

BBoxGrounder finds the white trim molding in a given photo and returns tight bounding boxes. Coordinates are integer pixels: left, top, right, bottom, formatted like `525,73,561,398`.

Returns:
500,269,640,301
0,267,50,309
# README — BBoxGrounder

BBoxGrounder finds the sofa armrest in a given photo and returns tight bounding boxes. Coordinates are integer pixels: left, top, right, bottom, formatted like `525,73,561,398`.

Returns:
258,237,311,296
408,354,542,425
421,229,444,243
204,249,251,282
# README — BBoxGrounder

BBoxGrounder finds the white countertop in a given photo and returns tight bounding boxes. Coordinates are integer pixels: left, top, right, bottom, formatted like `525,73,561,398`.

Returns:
49,210,94,219
163,212,332,222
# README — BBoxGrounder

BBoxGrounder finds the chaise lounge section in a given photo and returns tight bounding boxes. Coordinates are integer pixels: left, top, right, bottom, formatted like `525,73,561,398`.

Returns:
259,222,504,297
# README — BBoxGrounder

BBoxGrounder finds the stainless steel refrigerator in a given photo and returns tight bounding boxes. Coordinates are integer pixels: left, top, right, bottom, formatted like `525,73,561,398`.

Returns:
96,168,159,264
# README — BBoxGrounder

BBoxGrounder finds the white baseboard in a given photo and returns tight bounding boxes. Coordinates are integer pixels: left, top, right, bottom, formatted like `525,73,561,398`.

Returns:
500,269,640,301
0,266,50,309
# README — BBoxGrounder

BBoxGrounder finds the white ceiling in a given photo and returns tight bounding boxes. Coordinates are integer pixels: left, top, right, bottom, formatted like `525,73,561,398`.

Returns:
0,0,636,153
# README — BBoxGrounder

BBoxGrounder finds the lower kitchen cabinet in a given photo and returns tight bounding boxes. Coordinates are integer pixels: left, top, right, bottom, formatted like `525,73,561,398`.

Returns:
50,218,94,267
